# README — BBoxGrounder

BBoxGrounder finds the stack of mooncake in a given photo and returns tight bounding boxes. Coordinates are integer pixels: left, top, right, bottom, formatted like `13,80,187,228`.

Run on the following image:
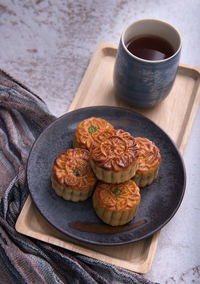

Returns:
51,117,161,226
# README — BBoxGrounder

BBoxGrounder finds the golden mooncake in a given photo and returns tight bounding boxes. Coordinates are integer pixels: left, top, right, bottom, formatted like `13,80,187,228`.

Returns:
93,180,141,226
132,137,162,187
51,148,97,202
90,129,139,183
73,117,114,150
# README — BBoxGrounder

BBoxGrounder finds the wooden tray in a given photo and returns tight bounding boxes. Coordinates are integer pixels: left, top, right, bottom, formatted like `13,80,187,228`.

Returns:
16,42,200,274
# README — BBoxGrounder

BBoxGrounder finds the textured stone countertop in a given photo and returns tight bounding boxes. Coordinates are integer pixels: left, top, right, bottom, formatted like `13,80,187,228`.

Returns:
1,1,200,283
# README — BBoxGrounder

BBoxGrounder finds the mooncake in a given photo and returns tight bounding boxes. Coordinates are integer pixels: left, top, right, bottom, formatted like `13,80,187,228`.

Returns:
132,137,161,187
90,129,139,183
73,117,114,150
93,180,141,226
51,148,97,202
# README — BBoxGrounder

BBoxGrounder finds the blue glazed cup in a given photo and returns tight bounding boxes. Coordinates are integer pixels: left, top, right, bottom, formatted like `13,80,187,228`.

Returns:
113,19,182,108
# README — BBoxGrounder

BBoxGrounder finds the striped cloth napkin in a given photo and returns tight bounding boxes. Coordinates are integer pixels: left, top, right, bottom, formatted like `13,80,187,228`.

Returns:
0,69,156,284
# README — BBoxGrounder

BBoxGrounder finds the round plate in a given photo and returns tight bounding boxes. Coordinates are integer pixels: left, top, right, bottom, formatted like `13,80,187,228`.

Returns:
27,106,186,246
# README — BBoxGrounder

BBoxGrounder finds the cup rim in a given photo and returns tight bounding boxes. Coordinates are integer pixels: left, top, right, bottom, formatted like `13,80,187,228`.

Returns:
121,18,182,63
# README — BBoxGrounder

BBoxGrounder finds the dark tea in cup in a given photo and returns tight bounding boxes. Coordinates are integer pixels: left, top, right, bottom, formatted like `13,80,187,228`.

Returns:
126,35,175,61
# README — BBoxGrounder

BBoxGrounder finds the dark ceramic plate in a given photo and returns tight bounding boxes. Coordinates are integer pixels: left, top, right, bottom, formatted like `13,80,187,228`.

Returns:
27,106,186,246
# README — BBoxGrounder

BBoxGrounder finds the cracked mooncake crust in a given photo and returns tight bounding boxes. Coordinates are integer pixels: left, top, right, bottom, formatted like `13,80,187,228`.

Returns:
51,148,97,202
90,129,139,183
132,137,162,187
93,180,141,226
73,117,114,150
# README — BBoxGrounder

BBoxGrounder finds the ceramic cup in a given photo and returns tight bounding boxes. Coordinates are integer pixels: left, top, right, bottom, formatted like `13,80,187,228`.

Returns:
113,19,182,108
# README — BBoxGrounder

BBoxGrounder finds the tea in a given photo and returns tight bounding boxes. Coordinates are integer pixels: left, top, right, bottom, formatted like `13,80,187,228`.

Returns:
126,35,174,60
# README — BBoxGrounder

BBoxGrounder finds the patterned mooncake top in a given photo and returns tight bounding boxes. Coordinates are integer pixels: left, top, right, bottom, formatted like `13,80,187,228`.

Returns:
74,117,114,150
90,129,139,171
52,148,96,190
93,180,140,212
135,137,161,175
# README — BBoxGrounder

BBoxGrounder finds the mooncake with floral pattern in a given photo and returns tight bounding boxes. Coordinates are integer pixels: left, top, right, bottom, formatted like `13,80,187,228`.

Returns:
93,180,141,226
132,137,161,187
51,148,97,201
90,129,139,183
73,117,114,150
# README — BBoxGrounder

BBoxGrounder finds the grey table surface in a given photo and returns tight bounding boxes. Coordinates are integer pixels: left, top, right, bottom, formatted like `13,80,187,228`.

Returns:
1,1,200,283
